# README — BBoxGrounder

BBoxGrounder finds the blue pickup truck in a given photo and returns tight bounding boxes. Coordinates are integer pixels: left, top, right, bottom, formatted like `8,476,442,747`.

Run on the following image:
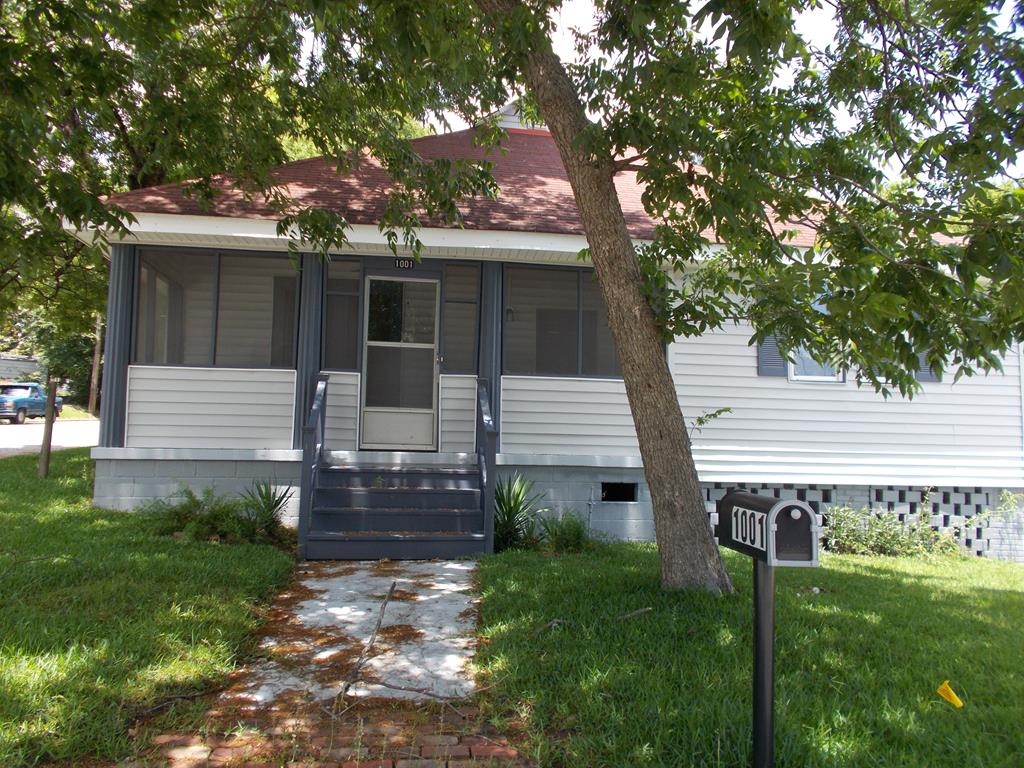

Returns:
0,383,63,424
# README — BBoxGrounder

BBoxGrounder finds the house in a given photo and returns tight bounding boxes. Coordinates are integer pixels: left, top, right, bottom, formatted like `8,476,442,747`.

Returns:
76,108,1024,562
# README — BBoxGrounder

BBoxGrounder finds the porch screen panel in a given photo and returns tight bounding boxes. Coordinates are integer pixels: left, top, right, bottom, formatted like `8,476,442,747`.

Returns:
215,256,299,368
581,275,621,377
503,267,578,376
441,264,480,374
134,249,216,366
324,261,361,370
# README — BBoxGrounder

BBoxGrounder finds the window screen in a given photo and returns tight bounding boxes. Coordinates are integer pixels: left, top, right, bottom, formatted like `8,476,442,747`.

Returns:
502,266,620,377
441,264,480,374
134,249,216,365
503,266,579,375
133,250,299,368
324,260,361,370
215,255,300,367
581,276,621,376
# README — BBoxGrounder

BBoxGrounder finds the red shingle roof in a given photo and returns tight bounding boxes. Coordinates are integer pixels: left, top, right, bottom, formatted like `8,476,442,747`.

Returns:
108,128,817,246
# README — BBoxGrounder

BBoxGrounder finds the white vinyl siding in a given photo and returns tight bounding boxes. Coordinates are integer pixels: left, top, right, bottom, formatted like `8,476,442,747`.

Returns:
323,371,360,450
498,325,1024,485
439,375,477,452
500,376,638,456
671,322,1023,454
125,366,295,449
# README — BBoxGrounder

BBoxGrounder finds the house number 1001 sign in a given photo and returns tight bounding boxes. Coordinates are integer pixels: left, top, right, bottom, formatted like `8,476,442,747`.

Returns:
731,506,767,552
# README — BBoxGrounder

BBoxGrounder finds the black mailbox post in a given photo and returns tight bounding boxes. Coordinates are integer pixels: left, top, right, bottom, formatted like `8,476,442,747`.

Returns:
716,491,819,768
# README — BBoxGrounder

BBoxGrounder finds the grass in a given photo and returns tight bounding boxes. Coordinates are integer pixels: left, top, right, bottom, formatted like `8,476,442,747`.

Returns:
477,544,1024,768
56,403,95,420
0,449,294,766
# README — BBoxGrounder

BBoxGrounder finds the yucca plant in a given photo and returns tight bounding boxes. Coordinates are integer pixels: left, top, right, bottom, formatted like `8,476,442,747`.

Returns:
494,472,547,552
238,480,293,542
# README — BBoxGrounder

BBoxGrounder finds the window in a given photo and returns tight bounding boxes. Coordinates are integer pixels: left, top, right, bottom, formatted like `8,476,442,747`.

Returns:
133,249,299,368
788,348,842,382
441,264,480,374
756,335,843,382
135,250,215,366
323,260,361,370
215,255,299,367
502,266,621,377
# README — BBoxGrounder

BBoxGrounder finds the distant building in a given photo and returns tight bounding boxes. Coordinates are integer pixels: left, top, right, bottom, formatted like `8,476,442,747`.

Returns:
0,355,40,382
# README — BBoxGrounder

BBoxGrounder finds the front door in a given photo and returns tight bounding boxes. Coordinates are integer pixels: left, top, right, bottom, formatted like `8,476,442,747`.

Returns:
360,276,440,450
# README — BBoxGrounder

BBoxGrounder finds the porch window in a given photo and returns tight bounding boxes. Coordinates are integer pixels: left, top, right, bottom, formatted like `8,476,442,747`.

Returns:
441,264,480,374
133,248,299,368
502,265,621,377
323,260,361,370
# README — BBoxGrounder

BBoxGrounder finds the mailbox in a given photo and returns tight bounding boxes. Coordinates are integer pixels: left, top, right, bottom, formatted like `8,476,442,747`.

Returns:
714,490,820,768
716,490,819,568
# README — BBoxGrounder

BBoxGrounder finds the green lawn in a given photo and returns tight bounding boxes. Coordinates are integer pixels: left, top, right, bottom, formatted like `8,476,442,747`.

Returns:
477,544,1024,768
56,403,96,420
0,449,293,766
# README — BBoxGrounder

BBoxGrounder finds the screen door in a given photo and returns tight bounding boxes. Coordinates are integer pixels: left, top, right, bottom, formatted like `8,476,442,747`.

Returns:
360,276,440,450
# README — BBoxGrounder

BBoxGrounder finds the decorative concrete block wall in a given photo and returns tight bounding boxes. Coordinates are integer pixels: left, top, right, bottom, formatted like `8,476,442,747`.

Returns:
508,466,1024,564
93,458,302,526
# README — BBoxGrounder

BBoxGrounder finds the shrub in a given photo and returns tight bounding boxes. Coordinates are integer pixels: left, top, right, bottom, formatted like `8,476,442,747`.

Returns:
494,472,546,552
824,504,961,557
539,509,593,553
238,480,292,543
144,482,293,545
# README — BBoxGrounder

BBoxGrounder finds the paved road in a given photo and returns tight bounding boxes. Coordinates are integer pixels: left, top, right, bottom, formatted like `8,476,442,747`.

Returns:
0,418,100,457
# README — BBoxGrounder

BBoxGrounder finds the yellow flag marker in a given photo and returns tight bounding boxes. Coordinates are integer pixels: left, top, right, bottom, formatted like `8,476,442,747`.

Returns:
936,680,964,709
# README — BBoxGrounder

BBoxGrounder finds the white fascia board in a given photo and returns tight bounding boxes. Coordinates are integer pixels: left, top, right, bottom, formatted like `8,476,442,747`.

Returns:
83,212,639,260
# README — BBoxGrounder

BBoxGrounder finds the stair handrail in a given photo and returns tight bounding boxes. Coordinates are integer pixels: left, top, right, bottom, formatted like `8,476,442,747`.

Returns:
476,379,498,554
298,373,329,559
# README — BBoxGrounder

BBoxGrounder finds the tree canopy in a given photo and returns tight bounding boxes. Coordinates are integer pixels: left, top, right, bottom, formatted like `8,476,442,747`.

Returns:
4,0,1024,588
4,0,1021,390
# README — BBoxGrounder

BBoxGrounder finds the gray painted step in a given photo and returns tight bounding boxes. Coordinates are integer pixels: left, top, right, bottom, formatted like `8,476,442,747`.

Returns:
304,531,486,560
318,466,480,491
313,486,481,510
310,507,484,533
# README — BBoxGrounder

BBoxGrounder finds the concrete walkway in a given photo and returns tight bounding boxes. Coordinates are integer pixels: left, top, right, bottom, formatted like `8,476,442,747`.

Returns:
235,559,478,706
0,418,99,457
148,559,529,767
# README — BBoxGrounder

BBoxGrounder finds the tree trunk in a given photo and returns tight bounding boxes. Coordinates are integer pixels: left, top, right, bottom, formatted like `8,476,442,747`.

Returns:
37,376,58,479
475,0,732,592
88,312,103,417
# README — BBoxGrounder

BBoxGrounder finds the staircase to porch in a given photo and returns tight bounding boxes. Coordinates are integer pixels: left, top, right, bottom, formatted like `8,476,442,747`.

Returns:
297,375,498,560
304,459,487,559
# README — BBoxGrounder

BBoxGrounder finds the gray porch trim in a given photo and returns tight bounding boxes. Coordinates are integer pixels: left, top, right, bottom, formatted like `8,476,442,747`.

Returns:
477,262,502,436
497,453,646,468
99,243,135,447
91,447,302,461
294,253,324,447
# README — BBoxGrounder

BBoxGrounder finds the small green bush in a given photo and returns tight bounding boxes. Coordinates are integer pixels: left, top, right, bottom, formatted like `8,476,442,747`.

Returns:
539,509,593,553
494,472,546,552
238,480,292,543
144,481,293,545
824,505,960,557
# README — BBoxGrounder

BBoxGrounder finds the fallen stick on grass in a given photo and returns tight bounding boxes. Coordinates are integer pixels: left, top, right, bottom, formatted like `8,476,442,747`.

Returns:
618,607,653,620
